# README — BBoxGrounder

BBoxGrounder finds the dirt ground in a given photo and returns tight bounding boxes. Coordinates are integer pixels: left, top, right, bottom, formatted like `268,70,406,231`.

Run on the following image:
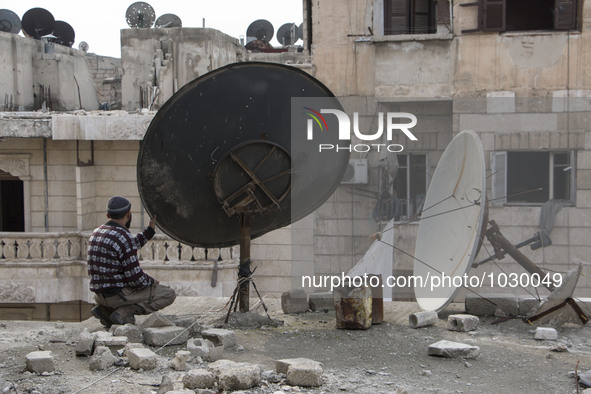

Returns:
1,296,590,394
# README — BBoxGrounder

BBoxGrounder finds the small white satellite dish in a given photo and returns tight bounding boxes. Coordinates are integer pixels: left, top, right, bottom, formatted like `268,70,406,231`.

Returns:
413,130,486,311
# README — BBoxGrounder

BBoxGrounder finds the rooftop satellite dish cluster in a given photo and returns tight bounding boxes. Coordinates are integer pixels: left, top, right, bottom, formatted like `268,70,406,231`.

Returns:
125,2,182,28
245,19,303,50
0,7,77,48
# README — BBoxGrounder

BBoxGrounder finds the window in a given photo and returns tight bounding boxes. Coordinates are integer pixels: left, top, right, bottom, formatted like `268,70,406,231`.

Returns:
384,0,437,35
491,151,575,205
392,153,428,220
0,170,24,232
475,0,579,32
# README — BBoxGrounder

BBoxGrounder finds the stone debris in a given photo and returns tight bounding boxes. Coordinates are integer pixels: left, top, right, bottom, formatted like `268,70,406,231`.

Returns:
54,321,65,329
409,311,438,328
518,297,541,316
122,342,145,357
25,351,55,374
170,315,202,336
139,312,177,331
127,347,158,371
276,358,318,374
143,326,190,347
465,294,518,317
550,343,568,352
113,324,143,343
157,375,174,394
308,292,335,312
94,335,128,353
183,368,216,390
447,314,479,332
206,359,262,390
285,359,324,387
281,288,309,314
428,340,481,359
75,329,95,357
169,350,192,371
201,328,237,349
261,370,285,383
89,346,117,371
187,338,223,362
534,327,558,341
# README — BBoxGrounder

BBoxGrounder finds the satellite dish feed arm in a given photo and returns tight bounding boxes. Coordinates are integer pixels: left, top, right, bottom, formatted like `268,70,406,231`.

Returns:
485,221,555,291
473,231,546,267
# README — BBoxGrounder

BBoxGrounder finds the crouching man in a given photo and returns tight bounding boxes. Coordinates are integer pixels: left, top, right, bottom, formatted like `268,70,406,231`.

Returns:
87,196,176,327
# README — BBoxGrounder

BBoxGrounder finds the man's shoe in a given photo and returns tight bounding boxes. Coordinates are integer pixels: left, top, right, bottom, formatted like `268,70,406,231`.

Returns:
91,306,113,328
110,311,136,325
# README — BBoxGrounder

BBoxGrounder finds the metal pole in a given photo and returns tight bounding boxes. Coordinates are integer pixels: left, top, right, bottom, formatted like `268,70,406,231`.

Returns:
238,213,252,312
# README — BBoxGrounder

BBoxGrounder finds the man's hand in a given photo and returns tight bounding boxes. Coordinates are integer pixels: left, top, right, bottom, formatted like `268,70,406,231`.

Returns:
149,215,157,230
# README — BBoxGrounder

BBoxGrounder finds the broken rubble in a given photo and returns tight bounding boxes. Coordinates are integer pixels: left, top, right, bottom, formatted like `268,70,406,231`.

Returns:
201,328,237,349
183,368,216,390
218,363,261,391
143,326,190,347
113,324,143,343
75,329,95,357
281,288,309,314
187,338,222,362
169,350,192,371
157,375,174,394
25,351,54,374
89,346,117,371
447,314,479,332
334,286,372,330
286,360,324,387
122,342,145,357
428,340,480,359
309,292,335,312
534,327,558,341
409,311,438,329
95,335,128,353
127,347,158,371
139,312,176,330
276,358,319,375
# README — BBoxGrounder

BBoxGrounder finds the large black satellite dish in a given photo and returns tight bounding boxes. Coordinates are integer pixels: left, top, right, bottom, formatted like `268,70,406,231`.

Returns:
52,20,75,47
155,13,182,28
21,8,55,39
125,2,156,28
0,9,21,34
246,19,274,42
277,23,299,46
137,62,349,248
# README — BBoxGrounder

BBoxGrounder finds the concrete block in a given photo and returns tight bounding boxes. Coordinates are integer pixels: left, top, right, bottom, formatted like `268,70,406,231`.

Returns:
187,338,223,361
207,359,239,376
334,286,372,330
281,288,309,314
276,358,321,374
113,324,143,343
95,335,128,353
201,328,237,349
409,311,438,328
447,314,479,332
170,316,201,336
169,350,191,371
534,327,558,341
123,342,145,357
89,346,117,371
143,326,190,347
428,340,480,359
75,329,95,357
218,363,262,391
465,293,518,316
183,369,216,390
128,347,158,371
139,312,176,331
309,292,335,312
25,351,55,374
286,360,324,387
519,297,541,316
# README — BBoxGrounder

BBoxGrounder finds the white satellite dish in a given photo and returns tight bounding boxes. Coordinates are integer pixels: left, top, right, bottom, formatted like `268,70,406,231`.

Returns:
413,130,486,311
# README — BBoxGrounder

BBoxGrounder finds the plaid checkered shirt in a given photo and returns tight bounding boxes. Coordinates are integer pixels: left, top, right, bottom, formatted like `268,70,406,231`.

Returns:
87,220,155,293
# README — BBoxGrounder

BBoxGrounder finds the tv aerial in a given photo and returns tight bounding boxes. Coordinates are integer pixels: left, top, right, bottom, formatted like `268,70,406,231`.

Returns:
0,9,21,34
277,23,299,46
21,7,55,39
137,62,349,313
155,13,182,28
246,19,274,43
413,130,587,325
52,20,75,47
125,2,156,28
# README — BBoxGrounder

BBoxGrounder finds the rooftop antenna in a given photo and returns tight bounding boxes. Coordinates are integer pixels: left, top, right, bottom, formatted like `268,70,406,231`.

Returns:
52,20,75,47
155,13,182,28
0,9,21,34
413,130,587,326
137,62,349,315
246,19,274,43
125,2,155,28
21,7,55,39
277,23,299,46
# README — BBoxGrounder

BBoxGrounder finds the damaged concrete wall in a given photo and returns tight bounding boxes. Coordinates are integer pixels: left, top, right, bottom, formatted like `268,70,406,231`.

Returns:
120,28,246,111
0,31,99,111
85,54,123,110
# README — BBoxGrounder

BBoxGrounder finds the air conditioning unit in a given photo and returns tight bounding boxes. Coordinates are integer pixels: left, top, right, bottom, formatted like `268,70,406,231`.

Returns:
341,159,369,184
